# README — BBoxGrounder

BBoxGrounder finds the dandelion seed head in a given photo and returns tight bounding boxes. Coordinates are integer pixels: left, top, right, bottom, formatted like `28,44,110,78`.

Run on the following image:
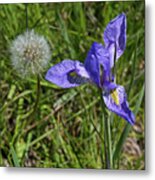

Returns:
10,30,51,77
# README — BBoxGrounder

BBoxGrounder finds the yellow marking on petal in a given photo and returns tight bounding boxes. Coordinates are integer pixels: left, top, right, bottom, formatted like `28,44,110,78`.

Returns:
111,89,120,105
70,71,76,77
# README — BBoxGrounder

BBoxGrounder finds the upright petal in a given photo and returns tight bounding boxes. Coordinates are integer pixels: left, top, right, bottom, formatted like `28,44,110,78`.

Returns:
104,13,127,67
98,46,111,85
45,60,90,88
103,84,135,125
84,42,111,87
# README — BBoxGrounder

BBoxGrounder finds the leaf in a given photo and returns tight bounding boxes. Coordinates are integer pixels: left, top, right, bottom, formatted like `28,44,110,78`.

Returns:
10,145,20,167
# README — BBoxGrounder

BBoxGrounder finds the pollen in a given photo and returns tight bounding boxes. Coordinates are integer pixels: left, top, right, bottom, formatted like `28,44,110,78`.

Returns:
111,89,120,105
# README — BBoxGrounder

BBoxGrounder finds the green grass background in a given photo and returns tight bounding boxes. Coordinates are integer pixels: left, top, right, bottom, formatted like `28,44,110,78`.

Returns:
0,1,145,169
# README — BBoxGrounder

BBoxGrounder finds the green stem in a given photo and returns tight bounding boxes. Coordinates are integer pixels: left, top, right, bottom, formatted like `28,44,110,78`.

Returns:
100,92,113,169
100,106,106,168
106,113,113,169
25,4,28,31
29,75,41,122
33,75,41,114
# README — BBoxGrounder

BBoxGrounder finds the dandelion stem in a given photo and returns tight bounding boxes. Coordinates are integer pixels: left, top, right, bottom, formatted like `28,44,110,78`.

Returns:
25,4,28,30
33,75,41,115
29,75,41,123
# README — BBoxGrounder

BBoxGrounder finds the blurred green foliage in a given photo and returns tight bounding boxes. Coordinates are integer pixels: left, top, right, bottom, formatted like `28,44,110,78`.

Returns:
0,1,144,169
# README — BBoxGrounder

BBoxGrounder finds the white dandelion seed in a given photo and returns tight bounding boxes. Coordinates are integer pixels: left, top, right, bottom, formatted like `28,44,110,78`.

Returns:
10,30,51,77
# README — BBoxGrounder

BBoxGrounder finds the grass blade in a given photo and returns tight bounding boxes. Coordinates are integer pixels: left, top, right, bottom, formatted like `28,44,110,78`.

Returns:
10,145,20,167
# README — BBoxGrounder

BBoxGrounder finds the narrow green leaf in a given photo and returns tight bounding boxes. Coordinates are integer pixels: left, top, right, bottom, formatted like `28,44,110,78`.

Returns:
134,85,145,116
7,84,16,100
10,145,20,167
57,9,75,58
28,129,54,148
79,3,86,32
0,90,32,113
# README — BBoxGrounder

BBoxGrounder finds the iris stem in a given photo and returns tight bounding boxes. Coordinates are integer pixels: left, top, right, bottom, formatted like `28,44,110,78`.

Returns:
106,113,113,169
100,104,106,168
100,92,113,169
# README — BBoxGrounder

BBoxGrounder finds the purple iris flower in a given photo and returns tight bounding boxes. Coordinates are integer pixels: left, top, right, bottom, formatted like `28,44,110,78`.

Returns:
45,13,135,125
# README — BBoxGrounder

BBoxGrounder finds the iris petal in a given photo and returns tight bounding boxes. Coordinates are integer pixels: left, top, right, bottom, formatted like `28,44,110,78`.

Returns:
84,42,111,87
104,13,126,68
103,84,135,125
45,60,90,88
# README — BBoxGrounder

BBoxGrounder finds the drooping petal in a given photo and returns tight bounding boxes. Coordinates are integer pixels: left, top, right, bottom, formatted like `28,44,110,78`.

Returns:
84,42,111,87
104,13,126,67
103,84,135,125
45,60,90,88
